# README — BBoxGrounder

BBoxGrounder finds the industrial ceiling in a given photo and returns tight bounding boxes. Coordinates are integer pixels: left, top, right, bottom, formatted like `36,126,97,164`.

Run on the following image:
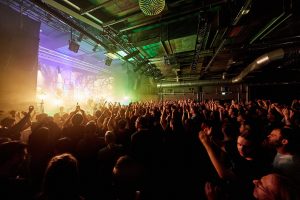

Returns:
2,0,300,86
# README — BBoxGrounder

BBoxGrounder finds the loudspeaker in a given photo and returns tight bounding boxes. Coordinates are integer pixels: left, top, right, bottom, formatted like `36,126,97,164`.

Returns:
69,39,80,53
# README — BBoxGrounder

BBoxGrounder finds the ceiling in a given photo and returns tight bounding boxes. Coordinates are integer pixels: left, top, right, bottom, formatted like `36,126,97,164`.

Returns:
2,0,300,85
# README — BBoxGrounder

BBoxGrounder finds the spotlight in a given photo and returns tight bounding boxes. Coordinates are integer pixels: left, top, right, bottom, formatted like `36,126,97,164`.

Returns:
69,39,80,53
222,72,227,80
93,44,98,52
220,86,228,95
105,57,112,66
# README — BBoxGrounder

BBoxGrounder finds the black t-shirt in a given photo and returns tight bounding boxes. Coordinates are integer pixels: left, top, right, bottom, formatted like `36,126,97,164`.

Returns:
223,142,271,200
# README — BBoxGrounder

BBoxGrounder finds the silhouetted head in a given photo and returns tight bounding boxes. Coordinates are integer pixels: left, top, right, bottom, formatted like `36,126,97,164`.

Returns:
105,131,116,145
135,116,148,130
42,153,80,198
71,114,83,126
0,141,27,177
85,121,97,135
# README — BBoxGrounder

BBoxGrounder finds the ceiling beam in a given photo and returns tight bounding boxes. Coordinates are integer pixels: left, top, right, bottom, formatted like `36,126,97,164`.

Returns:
80,0,112,15
119,1,227,33
201,0,254,77
29,0,109,49
103,10,141,27
120,11,199,33
43,0,104,29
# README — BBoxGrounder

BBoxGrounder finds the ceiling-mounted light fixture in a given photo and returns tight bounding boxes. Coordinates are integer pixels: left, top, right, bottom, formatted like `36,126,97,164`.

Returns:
69,29,80,53
139,0,165,16
105,57,113,66
69,39,80,53
92,44,98,52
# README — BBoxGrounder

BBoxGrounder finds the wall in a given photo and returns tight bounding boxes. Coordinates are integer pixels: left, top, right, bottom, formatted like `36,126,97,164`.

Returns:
158,84,247,102
249,83,300,104
0,4,40,111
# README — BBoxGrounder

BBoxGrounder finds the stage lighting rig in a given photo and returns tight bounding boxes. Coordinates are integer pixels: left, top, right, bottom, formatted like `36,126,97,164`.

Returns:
69,39,80,53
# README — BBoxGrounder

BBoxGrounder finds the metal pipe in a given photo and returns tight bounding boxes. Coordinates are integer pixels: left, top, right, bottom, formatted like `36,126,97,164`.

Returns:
120,11,199,32
209,29,219,48
42,0,104,29
245,85,249,103
158,79,231,88
231,48,284,83
232,0,252,26
259,13,292,40
204,38,226,72
103,10,141,27
62,0,105,26
249,12,285,44
158,48,289,88
80,0,112,15
202,0,257,75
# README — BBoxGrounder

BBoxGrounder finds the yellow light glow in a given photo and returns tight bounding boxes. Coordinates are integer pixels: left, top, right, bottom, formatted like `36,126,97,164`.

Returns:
53,98,63,106
105,96,114,102
37,92,47,101
37,70,44,85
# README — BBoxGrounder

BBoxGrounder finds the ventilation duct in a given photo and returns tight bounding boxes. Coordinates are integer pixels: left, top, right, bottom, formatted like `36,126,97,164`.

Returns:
158,48,296,88
231,48,284,83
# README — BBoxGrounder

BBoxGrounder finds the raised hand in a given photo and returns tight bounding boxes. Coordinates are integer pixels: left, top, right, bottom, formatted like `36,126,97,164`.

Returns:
282,108,289,117
198,130,211,145
205,182,221,200
29,105,34,113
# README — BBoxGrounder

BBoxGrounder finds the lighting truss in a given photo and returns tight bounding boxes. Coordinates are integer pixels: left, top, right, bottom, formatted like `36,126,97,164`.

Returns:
2,0,162,78
191,15,208,71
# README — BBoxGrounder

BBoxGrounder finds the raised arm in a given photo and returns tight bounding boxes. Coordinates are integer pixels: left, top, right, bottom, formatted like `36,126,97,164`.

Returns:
198,128,235,180
9,105,34,140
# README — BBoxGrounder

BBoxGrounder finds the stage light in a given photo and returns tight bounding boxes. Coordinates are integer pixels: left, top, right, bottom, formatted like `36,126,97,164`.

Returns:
106,96,114,102
37,69,44,85
93,44,98,52
105,57,113,66
220,86,228,95
121,96,131,105
53,98,63,106
69,39,80,53
37,92,47,101
222,72,227,80
106,52,119,59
